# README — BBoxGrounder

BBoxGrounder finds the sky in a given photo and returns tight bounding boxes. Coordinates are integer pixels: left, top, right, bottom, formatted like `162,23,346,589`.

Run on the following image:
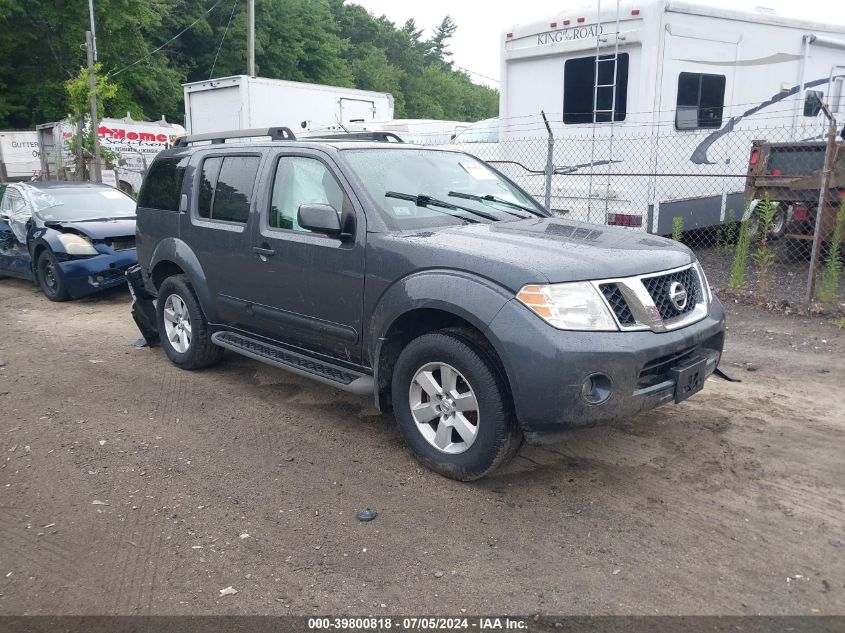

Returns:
353,0,841,88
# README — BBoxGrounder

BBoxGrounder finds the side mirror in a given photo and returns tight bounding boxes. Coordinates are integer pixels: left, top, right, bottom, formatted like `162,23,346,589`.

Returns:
297,203,342,236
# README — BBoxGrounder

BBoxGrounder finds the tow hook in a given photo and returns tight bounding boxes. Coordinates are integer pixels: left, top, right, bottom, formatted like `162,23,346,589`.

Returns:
713,367,741,383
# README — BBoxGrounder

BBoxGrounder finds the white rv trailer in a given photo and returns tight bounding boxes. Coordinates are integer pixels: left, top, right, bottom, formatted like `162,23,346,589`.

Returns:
499,0,845,234
183,75,395,135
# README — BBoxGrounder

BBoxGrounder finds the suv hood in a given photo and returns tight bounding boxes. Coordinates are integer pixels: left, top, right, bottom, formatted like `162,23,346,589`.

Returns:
43,219,136,240
381,218,694,289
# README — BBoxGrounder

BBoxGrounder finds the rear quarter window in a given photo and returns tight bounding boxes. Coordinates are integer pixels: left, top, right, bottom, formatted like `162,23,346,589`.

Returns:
137,157,188,211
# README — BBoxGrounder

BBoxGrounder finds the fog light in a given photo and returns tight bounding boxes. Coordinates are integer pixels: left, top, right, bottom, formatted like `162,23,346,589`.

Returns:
96,274,105,283
581,373,612,404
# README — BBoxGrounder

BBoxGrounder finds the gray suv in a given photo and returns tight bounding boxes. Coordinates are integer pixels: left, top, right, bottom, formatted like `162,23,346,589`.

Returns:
128,127,726,480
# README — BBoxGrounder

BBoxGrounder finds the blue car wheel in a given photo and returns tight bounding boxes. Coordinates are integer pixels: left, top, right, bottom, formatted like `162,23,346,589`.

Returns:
36,249,70,302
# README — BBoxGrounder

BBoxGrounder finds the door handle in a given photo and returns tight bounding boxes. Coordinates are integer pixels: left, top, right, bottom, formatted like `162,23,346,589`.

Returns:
253,246,275,257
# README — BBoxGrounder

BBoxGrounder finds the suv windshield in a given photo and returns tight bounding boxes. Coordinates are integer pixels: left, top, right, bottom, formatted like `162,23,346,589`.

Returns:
26,185,136,222
342,148,544,230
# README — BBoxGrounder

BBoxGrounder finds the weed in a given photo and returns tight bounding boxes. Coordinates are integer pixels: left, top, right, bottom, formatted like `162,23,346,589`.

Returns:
752,198,777,293
816,198,845,303
730,219,751,289
671,216,684,242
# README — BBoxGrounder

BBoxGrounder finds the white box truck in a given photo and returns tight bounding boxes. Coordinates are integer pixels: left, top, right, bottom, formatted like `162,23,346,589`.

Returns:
183,75,395,135
498,0,845,234
0,131,40,182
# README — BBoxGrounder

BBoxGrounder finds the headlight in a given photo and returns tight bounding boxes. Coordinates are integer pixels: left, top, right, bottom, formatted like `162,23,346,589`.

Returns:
516,282,618,331
693,261,713,306
57,233,98,256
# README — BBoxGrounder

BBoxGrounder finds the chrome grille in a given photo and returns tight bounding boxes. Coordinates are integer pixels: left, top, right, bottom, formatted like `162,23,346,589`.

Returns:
599,283,636,325
642,267,700,321
590,264,709,333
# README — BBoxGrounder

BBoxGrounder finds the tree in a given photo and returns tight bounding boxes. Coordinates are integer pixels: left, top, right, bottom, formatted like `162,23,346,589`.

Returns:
428,16,458,65
0,0,498,129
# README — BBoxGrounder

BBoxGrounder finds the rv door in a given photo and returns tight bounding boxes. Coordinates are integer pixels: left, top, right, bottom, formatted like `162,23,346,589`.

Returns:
340,98,376,123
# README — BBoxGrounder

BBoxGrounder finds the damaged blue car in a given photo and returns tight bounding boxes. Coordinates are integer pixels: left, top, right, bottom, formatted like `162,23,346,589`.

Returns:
0,181,137,301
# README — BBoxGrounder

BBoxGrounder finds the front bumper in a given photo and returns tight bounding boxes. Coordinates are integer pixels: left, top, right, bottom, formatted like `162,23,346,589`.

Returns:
485,296,726,438
58,249,137,299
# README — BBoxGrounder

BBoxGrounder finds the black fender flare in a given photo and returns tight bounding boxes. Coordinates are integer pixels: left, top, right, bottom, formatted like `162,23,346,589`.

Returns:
148,237,218,322
368,270,516,410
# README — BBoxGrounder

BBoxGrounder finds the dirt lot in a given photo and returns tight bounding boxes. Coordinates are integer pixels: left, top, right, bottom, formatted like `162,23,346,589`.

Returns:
0,278,843,616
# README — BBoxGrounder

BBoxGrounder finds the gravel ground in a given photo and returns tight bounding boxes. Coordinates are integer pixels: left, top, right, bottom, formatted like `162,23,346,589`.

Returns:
0,278,843,616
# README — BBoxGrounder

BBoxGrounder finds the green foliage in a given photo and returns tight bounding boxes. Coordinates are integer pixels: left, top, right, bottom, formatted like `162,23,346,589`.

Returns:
428,16,458,64
751,198,777,293
816,198,845,303
717,209,738,252
671,216,684,242
835,317,845,330
730,216,752,289
0,0,498,128
64,64,118,120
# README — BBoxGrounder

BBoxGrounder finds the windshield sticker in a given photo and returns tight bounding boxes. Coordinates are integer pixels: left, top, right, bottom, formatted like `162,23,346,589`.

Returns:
100,190,125,199
459,161,496,181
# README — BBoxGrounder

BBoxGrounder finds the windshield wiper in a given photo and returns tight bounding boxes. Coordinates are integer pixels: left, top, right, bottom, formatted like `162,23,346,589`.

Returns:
447,191,545,218
385,191,501,223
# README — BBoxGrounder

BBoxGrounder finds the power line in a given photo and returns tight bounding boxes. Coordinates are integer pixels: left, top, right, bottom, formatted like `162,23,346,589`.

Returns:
453,64,500,85
209,0,239,79
110,0,225,78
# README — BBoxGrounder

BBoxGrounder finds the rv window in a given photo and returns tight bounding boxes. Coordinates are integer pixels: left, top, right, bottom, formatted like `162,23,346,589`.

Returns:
676,72,725,130
803,91,823,117
563,54,629,124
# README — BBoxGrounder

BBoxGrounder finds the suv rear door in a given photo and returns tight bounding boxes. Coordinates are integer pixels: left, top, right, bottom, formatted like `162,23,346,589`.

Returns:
239,149,366,364
185,150,264,323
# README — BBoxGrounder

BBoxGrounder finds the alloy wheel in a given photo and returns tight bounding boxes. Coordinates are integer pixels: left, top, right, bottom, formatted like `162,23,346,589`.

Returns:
408,362,479,454
162,293,192,354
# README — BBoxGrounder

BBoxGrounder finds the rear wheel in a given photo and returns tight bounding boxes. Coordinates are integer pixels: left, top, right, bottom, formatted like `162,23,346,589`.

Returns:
156,274,223,369
391,330,522,481
36,249,69,301
769,203,787,240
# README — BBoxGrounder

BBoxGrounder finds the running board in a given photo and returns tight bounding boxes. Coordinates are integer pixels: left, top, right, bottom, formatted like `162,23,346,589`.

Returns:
211,332,374,396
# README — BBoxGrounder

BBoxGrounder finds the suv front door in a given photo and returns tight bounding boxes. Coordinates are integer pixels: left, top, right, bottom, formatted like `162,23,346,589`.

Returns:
241,150,366,365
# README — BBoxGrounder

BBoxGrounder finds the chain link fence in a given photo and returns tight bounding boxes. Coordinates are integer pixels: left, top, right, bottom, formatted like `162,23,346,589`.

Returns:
422,115,845,307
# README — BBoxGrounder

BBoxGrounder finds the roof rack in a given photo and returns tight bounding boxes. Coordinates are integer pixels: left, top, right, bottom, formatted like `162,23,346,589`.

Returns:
175,126,297,147
305,131,405,143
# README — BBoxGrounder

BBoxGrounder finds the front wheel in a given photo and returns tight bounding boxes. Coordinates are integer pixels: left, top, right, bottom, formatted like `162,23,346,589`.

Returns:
156,274,223,370
391,330,522,481
36,249,70,301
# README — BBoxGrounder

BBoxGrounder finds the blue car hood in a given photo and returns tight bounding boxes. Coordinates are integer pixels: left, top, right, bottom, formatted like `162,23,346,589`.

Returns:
45,219,136,240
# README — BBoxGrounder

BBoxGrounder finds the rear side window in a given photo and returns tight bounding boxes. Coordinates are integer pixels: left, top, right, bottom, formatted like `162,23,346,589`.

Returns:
197,156,260,223
676,72,726,129
137,157,187,210
564,53,629,124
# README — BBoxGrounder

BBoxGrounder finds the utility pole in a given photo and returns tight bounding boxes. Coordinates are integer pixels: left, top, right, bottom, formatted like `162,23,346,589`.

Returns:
247,0,255,76
87,0,98,61
86,30,102,183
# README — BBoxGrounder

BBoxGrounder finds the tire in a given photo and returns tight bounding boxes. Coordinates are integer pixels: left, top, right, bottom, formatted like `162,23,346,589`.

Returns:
769,203,787,240
391,330,523,481
36,249,70,301
156,274,223,370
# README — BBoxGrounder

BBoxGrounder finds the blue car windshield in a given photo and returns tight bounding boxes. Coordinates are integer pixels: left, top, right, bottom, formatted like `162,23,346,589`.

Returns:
27,185,136,221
